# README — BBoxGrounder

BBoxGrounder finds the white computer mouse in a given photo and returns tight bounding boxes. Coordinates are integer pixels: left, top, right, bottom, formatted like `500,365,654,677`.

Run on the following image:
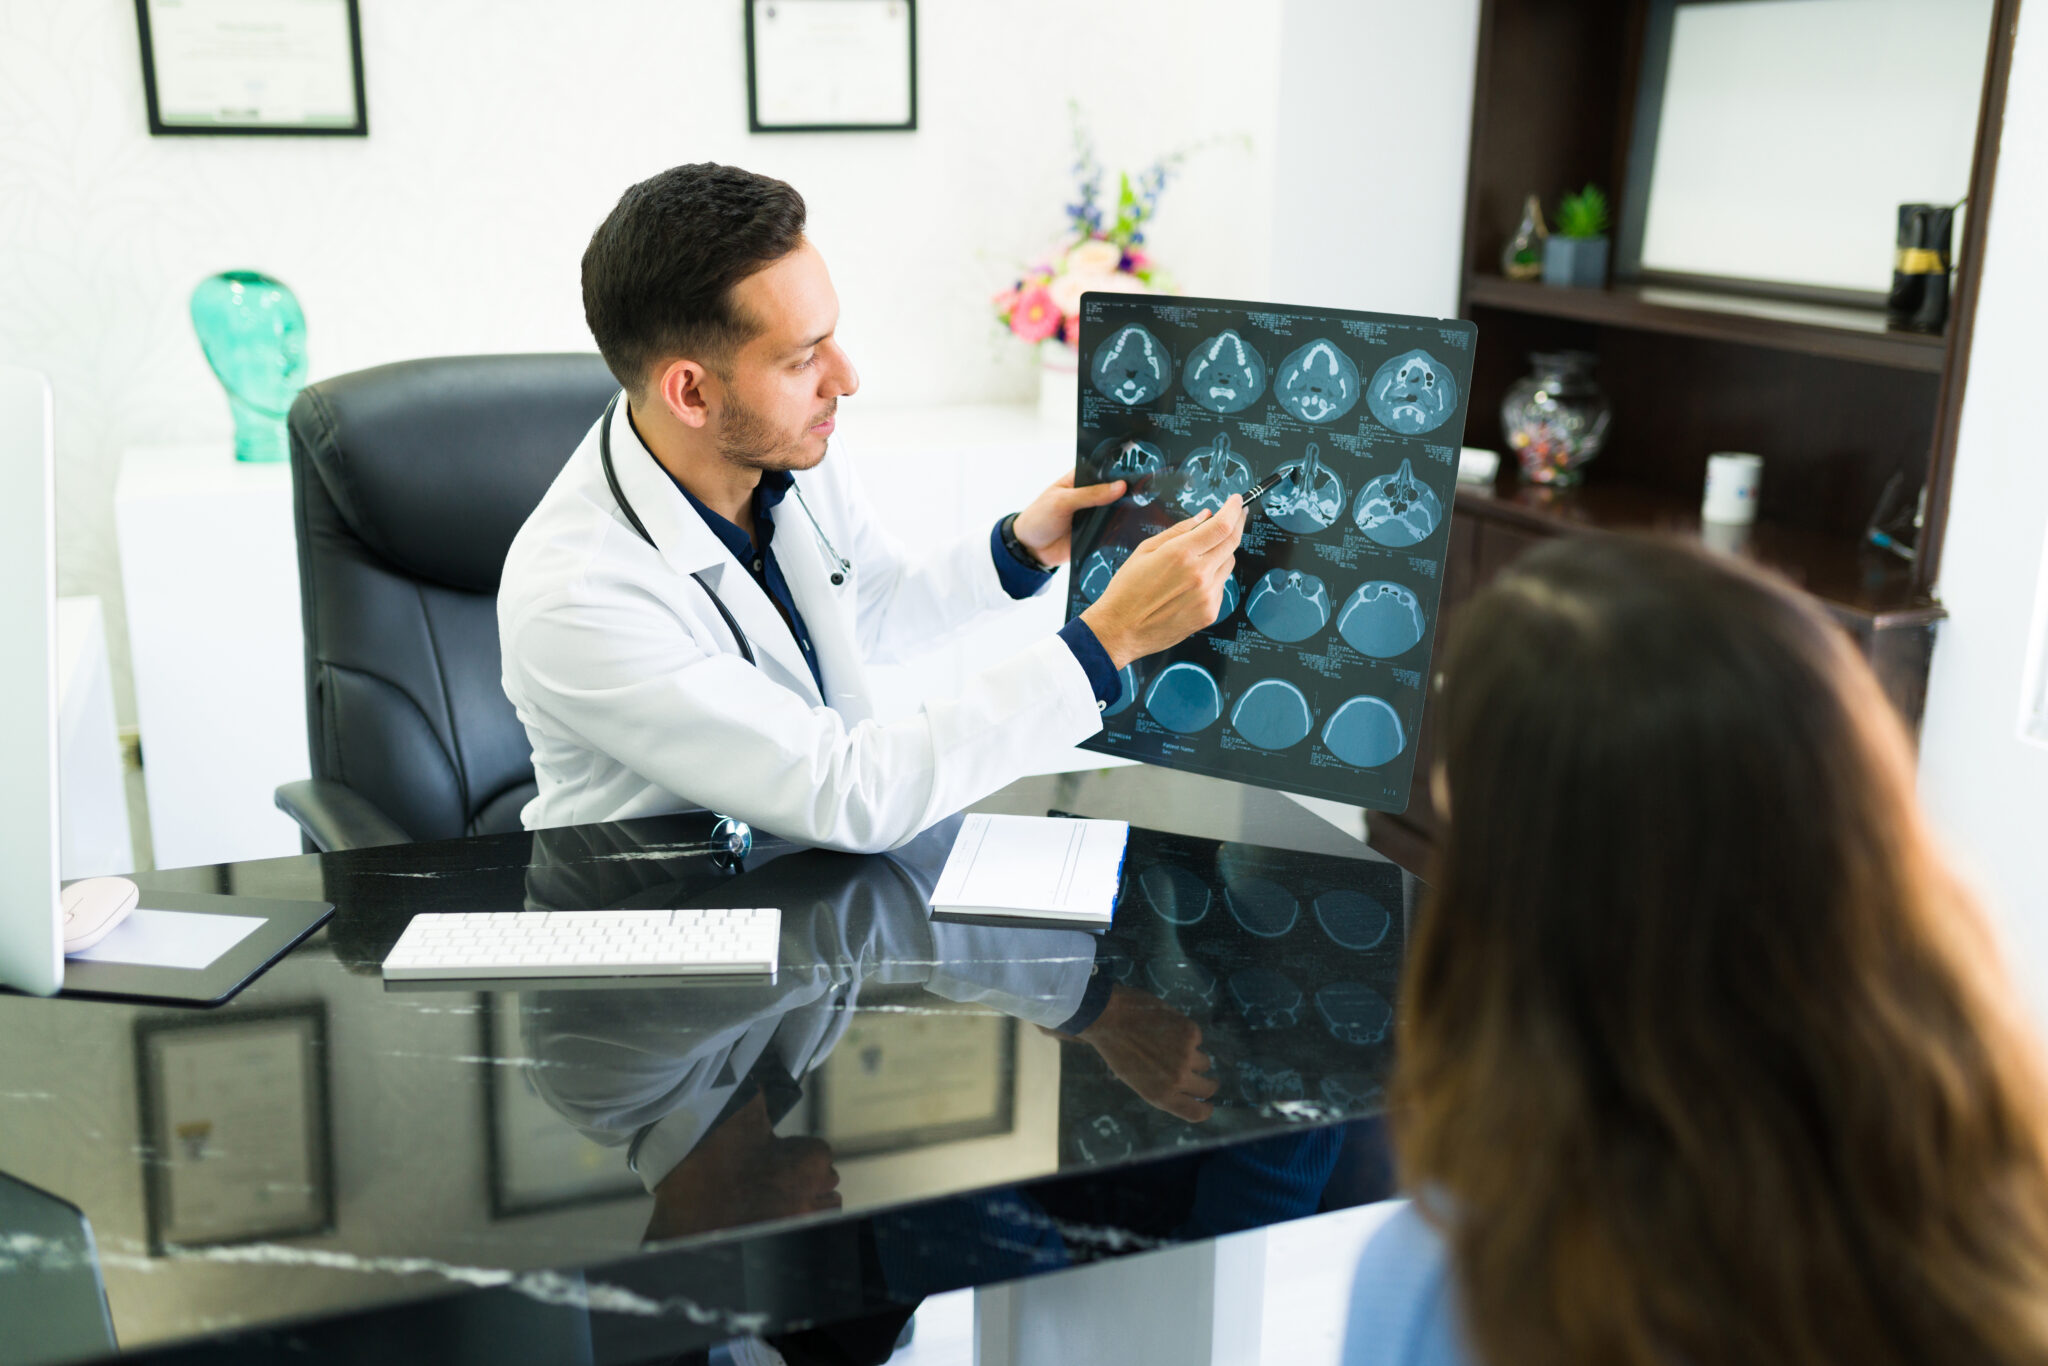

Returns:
61,876,140,953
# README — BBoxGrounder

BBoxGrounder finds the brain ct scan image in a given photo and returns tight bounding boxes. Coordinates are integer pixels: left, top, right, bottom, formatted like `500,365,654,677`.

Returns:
1237,1060,1307,1106
1224,875,1300,938
1316,982,1394,1045
1366,348,1459,434
1070,295,1477,814
1144,662,1224,733
1336,580,1428,658
1322,695,1407,768
1090,323,1171,406
1276,339,1361,423
1146,956,1218,1011
1246,569,1332,643
1176,432,1254,515
1264,442,1345,534
1092,436,1165,505
1182,329,1267,413
1074,1114,1135,1163
1103,664,1139,717
1138,862,1210,926
1229,967,1305,1030
1230,678,1315,751
1354,459,1444,548
1313,889,1392,951
1213,575,1242,628
1076,545,1128,602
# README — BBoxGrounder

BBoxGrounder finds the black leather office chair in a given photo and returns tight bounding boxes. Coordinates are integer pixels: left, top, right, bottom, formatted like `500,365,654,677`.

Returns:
275,354,618,852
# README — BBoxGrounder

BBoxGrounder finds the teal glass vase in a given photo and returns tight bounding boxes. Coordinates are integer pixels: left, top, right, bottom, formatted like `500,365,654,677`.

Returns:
189,271,308,463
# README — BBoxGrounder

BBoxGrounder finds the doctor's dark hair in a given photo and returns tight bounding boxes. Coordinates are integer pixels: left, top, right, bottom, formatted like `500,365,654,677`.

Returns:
582,163,808,392
1395,534,2048,1366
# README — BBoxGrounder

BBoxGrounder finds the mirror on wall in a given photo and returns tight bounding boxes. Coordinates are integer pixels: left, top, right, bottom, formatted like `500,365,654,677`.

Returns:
1623,0,1994,298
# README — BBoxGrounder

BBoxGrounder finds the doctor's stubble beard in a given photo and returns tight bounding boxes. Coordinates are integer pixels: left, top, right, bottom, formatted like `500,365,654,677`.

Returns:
716,392,836,472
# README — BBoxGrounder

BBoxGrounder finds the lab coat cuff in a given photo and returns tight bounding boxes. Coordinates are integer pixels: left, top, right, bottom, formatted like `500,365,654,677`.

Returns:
990,517,1057,600
1052,971,1117,1036
1057,617,1121,706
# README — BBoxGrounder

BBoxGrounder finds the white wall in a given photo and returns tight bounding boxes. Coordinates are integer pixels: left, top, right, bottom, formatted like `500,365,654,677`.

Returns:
1270,0,1480,320
1916,3,2048,1018
0,0,1285,730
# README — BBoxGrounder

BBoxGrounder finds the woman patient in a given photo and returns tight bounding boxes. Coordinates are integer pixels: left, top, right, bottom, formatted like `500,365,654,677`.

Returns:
1345,535,2048,1366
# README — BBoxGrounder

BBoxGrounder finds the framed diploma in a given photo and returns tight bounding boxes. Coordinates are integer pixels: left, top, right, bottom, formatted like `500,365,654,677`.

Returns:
134,0,368,137
811,1002,1014,1156
134,1004,335,1253
746,0,917,133
479,995,646,1219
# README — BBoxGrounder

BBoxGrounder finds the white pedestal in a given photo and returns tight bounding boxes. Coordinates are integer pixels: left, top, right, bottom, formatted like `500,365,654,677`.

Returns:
54,596,133,879
974,1232,1266,1366
115,445,307,870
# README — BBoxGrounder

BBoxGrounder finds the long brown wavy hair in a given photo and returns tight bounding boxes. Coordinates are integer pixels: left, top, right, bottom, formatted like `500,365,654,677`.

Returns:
1395,534,2048,1366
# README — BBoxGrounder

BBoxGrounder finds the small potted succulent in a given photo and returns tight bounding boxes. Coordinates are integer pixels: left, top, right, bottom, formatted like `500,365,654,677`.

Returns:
1542,184,1611,289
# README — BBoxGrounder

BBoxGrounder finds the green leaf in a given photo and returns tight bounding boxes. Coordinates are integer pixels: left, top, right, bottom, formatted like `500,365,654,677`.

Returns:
1556,183,1611,239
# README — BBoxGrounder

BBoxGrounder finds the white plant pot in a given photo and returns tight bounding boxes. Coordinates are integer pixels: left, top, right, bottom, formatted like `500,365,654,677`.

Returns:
1038,341,1080,435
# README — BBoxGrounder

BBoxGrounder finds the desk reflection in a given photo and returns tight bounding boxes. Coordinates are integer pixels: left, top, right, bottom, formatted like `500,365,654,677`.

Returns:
508,814,1403,1252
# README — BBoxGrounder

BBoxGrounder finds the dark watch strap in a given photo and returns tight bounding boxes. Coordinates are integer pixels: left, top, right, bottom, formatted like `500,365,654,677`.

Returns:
999,513,1052,573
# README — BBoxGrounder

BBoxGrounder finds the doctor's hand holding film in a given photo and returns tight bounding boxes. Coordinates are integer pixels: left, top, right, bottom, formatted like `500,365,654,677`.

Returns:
1080,495,1247,671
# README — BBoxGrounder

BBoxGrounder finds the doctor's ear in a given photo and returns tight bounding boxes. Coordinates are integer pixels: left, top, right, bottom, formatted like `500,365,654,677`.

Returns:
652,357,714,429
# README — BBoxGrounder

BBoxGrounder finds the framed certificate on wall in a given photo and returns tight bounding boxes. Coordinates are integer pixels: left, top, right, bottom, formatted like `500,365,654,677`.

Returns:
134,0,369,136
134,1003,335,1253
746,0,917,133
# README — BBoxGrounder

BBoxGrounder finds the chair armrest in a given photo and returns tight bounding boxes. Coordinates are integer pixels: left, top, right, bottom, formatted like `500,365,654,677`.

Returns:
275,779,412,852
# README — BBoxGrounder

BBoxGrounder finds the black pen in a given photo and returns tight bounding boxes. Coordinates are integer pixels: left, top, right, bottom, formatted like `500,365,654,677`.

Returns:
1242,469,1290,505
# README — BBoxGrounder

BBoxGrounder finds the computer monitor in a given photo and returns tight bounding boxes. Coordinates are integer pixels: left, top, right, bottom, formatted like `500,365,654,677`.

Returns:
0,364,64,996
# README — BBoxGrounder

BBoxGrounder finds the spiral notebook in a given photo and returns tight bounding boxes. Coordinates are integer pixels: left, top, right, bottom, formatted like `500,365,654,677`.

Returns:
929,814,1129,932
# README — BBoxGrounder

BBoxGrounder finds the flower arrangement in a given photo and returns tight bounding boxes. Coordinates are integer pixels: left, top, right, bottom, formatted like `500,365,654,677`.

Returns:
993,111,1192,350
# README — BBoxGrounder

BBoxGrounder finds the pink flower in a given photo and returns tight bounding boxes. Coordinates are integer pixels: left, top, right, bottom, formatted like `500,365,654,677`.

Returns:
991,287,1021,316
1063,315,1081,346
1008,286,1062,343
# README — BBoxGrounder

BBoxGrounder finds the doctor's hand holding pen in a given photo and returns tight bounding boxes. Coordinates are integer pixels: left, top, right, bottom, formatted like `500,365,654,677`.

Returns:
1080,495,1248,671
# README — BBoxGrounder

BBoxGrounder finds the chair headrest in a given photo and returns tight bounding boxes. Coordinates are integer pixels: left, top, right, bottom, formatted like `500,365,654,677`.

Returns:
289,354,618,593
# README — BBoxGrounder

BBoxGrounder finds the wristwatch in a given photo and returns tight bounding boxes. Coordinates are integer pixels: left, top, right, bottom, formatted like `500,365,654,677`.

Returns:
999,513,1052,573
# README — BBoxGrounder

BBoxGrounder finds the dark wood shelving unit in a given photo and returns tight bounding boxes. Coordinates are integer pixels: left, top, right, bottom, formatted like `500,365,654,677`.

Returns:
1455,476,1941,626
1463,273,1948,373
1369,0,2023,868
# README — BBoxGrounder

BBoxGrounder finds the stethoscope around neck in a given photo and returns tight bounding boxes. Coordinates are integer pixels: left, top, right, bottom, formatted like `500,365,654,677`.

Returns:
598,391,852,669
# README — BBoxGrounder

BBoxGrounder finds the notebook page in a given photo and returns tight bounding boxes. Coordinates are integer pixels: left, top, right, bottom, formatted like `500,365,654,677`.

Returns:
932,814,1129,916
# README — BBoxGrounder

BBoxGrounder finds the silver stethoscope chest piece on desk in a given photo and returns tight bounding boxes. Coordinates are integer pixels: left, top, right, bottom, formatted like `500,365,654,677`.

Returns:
598,392,853,667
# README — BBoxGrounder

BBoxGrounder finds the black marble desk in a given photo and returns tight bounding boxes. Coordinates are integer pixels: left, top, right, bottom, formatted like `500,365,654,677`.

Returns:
0,767,1418,1364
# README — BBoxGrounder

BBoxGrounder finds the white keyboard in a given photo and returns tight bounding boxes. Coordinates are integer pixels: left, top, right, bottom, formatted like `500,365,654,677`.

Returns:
380,908,781,981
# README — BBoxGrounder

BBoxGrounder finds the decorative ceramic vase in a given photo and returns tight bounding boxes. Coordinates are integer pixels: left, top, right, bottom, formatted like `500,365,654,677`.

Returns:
1500,193,1548,281
1039,340,1080,432
189,270,308,463
1501,351,1611,487
1542,236,1609,289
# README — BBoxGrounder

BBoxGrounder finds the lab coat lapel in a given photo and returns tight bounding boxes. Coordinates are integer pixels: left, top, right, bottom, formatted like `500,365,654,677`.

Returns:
605,398,824,704
772,481,875,724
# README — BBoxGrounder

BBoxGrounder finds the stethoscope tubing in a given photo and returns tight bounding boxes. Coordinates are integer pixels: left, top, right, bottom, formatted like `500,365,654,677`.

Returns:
600,393,758,666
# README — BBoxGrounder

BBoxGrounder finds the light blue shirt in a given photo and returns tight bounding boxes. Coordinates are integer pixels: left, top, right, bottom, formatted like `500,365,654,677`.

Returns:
1340,1200,1476,1366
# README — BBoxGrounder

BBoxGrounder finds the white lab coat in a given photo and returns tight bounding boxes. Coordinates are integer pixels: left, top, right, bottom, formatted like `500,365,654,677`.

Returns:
498,396,1104,853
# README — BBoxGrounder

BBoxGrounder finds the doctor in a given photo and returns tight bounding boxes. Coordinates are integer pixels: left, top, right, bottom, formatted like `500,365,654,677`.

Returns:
501,163,1244,851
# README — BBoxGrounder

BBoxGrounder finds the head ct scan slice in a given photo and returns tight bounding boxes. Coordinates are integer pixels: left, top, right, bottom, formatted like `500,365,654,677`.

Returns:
1264,443,1345,534
1091,323,1172,406
1366,348,1459,435
1176,433,1254,515
1069,294,1476,813
1183,329,1267,414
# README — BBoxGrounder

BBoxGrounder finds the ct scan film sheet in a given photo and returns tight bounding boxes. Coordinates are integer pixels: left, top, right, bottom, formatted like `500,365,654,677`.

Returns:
1066,293,1477,813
